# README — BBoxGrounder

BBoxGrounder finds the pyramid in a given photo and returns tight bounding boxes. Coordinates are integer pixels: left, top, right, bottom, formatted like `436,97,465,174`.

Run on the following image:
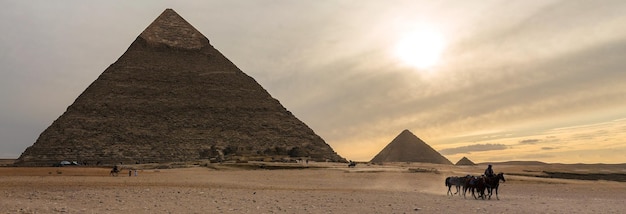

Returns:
455,156,475,165
15,9,345,166
370,130,452,164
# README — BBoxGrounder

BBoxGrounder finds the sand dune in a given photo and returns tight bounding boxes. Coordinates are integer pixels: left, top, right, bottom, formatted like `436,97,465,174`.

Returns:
1,162,624,213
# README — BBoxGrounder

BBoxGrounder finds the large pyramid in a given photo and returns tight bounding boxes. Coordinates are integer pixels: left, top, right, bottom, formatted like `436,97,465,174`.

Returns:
15,9,345,166
370,130,452,164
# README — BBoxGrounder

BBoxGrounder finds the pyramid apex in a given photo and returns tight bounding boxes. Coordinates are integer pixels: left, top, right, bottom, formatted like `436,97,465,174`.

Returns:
139,9,209,49
400,129,413,134
398,129,419,139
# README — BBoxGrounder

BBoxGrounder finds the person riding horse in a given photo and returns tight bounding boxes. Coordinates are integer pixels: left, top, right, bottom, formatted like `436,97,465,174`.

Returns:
484,164,495,178
348,160,357,168
110,165,121,176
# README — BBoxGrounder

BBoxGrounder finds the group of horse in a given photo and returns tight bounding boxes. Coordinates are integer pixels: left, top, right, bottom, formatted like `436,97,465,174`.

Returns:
445,172,506,200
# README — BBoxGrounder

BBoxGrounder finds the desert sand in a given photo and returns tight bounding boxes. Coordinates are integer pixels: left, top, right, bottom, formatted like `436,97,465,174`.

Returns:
1,162,625,213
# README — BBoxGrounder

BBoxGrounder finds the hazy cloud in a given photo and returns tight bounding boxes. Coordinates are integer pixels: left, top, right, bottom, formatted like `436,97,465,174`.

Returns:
439,143,509,155
519,139,541,145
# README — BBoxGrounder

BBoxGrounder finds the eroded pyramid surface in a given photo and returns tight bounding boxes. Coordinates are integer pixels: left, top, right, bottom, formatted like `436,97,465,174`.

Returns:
15,9,345,166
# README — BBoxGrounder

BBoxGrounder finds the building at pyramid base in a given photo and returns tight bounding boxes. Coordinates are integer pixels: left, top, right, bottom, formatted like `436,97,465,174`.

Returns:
15,9,345,166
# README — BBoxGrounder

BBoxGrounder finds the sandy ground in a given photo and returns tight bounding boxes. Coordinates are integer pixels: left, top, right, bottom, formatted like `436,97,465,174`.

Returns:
1,162,625,214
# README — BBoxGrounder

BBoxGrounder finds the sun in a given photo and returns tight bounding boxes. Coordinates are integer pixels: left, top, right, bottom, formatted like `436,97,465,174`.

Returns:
394,28,446,70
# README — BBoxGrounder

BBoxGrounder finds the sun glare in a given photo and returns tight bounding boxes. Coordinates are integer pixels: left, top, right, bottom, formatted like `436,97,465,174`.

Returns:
394,28,446,70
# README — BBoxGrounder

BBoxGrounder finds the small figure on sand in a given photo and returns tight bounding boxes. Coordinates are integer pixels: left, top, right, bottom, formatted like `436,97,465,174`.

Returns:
348,160,356,168
110,165,120,176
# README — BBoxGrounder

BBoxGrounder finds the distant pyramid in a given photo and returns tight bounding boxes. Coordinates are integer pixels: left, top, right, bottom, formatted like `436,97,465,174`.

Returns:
370,130,452,164
15,9,345,166
455,157,475,165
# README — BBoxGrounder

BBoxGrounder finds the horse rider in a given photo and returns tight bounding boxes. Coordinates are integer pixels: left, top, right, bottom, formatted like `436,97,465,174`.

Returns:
484,164,495,178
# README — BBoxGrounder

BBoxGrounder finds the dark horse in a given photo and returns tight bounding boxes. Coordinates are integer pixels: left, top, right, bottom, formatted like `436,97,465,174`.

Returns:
348,161,357,168
484,172,506,200
110,166,120,176
445,176,466,196
463,175,486,199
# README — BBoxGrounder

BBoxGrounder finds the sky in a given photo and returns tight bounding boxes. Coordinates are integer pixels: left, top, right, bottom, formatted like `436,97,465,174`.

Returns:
1,0,625,164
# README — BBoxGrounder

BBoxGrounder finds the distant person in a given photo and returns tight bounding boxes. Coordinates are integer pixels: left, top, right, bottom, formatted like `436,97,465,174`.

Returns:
348,160,356,168
484,164,495,177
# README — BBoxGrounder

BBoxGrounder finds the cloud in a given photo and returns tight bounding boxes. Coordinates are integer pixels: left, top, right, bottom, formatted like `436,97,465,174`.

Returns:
541,147,556,150
519,139,541,145
439,143,508,155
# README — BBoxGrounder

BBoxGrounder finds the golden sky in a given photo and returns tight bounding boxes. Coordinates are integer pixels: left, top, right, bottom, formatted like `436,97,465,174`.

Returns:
1,1,625,163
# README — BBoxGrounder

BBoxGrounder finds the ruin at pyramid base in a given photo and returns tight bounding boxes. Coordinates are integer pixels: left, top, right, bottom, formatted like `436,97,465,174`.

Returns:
14,9,345,166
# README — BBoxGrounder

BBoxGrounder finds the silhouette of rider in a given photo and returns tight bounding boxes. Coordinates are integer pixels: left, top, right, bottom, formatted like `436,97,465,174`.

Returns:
484,164,495,177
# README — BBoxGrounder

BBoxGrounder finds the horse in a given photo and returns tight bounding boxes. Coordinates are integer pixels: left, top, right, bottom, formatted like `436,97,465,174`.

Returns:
463,175,486,200
445,176,464,196
348,161,357,168
484,172,506,200
110,167,120,176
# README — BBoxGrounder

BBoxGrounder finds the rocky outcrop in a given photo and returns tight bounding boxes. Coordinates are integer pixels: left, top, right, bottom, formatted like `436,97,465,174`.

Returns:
15,9,345,166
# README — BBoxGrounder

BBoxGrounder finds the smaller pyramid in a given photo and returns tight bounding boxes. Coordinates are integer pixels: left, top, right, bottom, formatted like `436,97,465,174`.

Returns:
370,130,452,164
455,157,475,165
